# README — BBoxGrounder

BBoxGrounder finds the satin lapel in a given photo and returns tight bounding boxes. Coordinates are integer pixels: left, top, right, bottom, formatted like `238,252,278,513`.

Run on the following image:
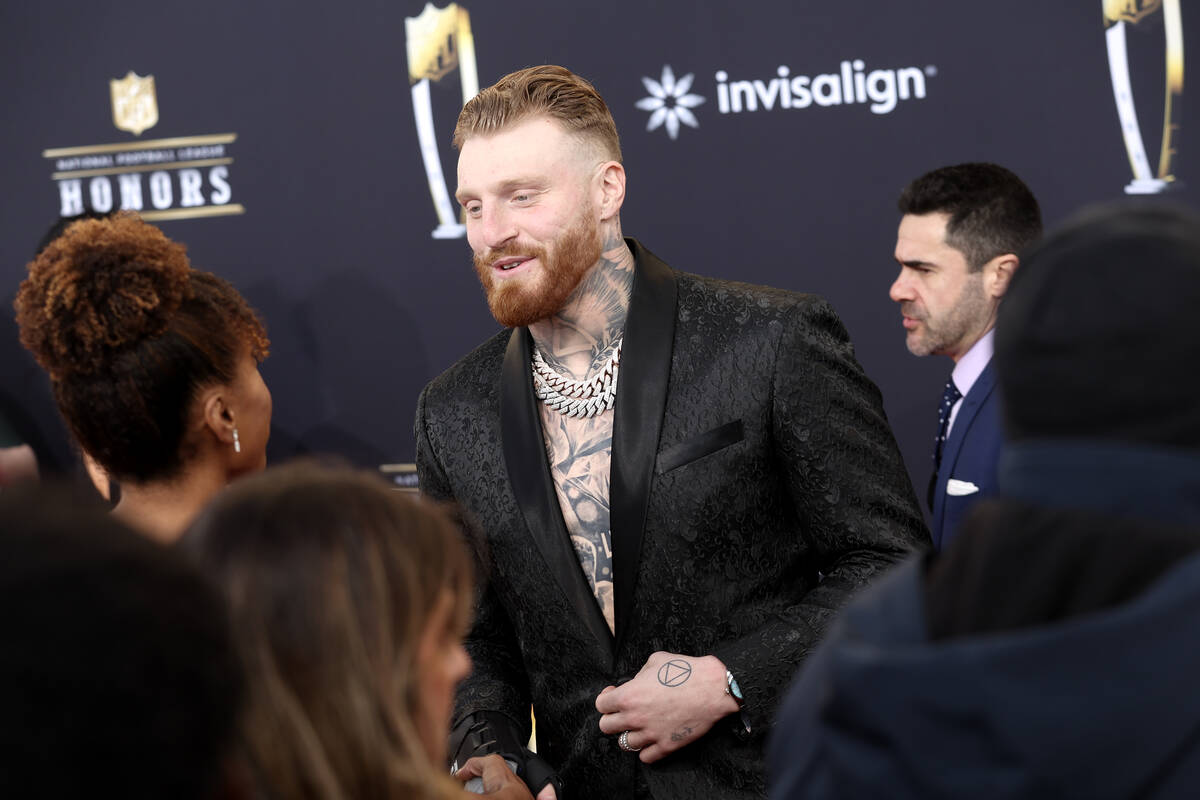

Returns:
500,328,614,654
611,239,678,654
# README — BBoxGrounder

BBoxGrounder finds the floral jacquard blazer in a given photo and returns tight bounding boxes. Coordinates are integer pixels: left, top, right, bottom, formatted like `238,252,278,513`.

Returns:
415,238,929,800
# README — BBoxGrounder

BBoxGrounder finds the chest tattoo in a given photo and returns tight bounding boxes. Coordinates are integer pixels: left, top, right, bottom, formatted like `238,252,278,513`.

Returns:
541,405,615,632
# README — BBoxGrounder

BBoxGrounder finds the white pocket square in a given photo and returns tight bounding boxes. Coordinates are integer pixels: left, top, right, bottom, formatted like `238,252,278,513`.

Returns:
946,479,980,497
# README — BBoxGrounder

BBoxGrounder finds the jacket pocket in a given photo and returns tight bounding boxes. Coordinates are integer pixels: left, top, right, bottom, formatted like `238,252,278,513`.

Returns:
656,420,745,475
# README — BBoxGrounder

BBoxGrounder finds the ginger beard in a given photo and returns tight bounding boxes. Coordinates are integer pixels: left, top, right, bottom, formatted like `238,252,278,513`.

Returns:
473,206,603,328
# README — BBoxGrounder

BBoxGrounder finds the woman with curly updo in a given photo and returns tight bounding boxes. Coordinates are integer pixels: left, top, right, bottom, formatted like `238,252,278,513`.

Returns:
15,212,272,540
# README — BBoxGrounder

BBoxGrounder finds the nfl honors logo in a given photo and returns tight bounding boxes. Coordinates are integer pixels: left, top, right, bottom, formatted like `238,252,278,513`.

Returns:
41,73,245,222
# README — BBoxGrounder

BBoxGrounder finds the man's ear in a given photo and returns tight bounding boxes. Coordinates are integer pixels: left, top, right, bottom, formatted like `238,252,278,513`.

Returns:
596,161,626,221
200,386,236,448
984,253,1019,299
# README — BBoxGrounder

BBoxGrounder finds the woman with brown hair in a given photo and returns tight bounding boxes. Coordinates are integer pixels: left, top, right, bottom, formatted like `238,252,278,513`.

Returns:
14,212,271,540
183,462,532,800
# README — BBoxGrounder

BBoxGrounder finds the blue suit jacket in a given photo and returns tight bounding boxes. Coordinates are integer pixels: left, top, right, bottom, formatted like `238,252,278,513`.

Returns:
930,360,1002,549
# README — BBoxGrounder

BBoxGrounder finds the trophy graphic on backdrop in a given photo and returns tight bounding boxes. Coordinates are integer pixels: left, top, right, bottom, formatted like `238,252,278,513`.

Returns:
1103,0,1184,194
405,3,478,239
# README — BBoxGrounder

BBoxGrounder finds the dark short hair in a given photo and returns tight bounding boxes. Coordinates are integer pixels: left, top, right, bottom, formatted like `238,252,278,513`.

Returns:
0,483,243,798
15,213,269,483
898,163,1042,271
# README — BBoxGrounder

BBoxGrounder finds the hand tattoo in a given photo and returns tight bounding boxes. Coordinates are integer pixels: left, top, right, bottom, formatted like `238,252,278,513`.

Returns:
670,726,694,742
657,659,693,687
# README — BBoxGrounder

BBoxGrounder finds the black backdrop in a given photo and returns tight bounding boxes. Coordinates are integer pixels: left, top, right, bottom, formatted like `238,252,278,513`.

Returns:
2,1,1195,506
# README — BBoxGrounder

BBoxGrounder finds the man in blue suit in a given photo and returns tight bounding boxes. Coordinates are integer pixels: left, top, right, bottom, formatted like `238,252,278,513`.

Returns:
889,164,1041,549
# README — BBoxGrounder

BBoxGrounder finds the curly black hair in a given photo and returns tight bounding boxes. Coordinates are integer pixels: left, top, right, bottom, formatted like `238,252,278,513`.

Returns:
15,213,269,482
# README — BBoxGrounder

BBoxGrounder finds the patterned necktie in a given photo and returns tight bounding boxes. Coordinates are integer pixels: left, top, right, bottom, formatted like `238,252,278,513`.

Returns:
933,377,962,470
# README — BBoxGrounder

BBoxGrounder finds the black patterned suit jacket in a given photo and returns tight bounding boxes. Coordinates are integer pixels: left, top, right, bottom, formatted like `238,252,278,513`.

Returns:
415,239,929,799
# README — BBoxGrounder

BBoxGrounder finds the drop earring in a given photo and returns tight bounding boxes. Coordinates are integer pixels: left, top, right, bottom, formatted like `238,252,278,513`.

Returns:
232,427,241,453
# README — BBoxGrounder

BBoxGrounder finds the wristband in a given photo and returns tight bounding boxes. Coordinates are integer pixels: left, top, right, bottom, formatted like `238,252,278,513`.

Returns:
725,669,752,736
725,669,744,707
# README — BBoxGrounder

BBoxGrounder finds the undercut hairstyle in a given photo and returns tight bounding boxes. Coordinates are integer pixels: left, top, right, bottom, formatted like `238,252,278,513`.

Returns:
898,163,1043,271
182,461,475,800
453,64,622,162
0,483,243,798
14,213,269,483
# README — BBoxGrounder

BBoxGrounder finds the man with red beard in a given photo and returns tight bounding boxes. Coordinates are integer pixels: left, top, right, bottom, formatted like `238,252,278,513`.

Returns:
890,164,1042,550
416,65,927,800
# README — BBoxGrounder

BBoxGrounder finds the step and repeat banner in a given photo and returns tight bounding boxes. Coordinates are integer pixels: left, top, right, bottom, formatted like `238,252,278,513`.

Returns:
1,1,1194,500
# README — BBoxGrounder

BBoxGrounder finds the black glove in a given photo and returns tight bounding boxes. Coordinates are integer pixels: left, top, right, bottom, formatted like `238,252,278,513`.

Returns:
449,710,564,797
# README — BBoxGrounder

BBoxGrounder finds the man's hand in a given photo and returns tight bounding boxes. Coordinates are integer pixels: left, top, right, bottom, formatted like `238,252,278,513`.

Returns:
595,651,739,763
455,754,537,799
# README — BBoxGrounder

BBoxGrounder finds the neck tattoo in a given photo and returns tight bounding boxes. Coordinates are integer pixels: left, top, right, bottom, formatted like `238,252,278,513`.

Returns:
531,337,622,418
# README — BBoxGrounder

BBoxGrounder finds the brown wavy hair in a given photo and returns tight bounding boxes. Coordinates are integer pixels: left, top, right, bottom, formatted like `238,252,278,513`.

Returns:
453,64,622,162
14,213,268,482
182,462,474,800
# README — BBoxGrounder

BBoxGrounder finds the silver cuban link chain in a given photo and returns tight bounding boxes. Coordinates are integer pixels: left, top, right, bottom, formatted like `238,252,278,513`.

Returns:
531,337,622,418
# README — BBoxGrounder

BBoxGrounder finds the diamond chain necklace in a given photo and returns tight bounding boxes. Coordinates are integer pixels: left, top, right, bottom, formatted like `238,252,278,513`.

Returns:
531,337,622,418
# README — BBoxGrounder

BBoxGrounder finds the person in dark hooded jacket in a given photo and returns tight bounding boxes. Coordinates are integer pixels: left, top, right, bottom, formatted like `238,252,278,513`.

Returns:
768,201,1200,800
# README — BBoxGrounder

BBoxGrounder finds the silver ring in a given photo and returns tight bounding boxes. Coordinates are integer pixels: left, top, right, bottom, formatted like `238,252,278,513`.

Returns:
617,730,642,753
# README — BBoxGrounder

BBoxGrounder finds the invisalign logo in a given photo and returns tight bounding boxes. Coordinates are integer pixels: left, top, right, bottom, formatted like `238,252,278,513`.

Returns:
715,61,936,115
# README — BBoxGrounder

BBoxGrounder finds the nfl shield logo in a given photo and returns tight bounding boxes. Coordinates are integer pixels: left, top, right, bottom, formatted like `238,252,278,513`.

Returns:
1103,0,1163,25
110,71,158,136
405,3,466,83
